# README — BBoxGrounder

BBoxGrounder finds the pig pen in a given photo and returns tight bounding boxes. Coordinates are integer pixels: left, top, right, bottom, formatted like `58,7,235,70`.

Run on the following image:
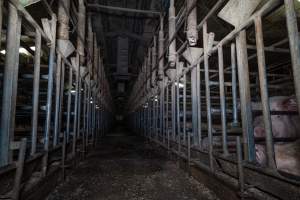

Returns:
127,0,300,199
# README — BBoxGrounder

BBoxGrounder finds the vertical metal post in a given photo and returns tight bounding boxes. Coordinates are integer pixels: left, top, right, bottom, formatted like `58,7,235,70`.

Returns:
158,16,164,142
72,55,79,156
171,83,176,141
236,136,244,193
196,64,202,147
74,0,86,157
203,22,214,170
218,46,229,156
236,30,255,161
183,73,187,145
0,0,3,50
73,0,86,155
191,66,198,145
43,14,57,175
31,30,42,155
12,138,27,200
146,100,152,138
176,76,181,153
0,3,21,166
87,80,92,147
66,67,73,143
62,132,66,180
254,16,276,169
54,0,71,147
53,55,62,147
78,78,82,145
187,132,191,167
161,84,165,144
231,43,239,126
83,82,87,152
284,0,300,113
166,85,170,150
155,96,158,140
59,61,66,142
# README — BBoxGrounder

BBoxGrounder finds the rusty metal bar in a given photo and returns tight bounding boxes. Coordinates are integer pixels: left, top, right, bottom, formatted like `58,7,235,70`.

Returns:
54,0,70,147
171,83,176,141
166,85,170,150
0,3,22,166
231,43,239,126
72,54,80,156
73,0,86,156
31,30,42,155
161,84,165,144
43,14,57,175
196,63,202,147
203,22,214,170
236,30,255,162
53,54,62,147
58,61,66,143
83,82,87,152
0,0,3,50
254,16,276,169
12,138,27,200
284,0,300,113
66,67,73,143
191,66,198,145
183,73,187,145
176,75,181,153
236,136,244,193
218,45,229,156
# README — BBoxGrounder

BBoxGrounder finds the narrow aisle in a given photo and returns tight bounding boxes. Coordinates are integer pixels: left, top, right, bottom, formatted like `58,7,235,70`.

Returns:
46,126,219,200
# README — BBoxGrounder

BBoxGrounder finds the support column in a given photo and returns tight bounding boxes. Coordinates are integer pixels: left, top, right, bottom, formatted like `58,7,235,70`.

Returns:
31,30,42,155
236,30,255,162
0,3,21,166
54,0,71,147
284,0,300,113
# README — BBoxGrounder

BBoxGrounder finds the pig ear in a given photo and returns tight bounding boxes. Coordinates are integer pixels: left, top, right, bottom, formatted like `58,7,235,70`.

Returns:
282,96,298,111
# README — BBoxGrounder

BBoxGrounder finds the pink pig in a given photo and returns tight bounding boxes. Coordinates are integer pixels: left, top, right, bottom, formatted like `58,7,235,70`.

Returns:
253,96,300,139
255,140,300,176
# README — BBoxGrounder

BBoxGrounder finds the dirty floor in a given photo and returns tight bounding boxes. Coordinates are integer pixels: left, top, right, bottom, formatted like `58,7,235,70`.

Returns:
46,127,219,200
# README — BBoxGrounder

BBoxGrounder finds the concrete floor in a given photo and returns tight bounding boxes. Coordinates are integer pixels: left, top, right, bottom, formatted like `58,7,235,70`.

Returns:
46,126,219,200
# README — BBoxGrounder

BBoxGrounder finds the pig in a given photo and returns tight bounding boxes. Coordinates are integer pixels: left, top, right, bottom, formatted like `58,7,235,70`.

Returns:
253,96,300,139
255,140,300,176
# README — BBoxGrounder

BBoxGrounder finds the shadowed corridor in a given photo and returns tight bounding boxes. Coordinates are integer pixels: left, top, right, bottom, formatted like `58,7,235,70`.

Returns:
46,126,219,200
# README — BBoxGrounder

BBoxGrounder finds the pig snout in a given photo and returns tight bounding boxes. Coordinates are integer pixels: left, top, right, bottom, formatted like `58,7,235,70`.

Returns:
255,144,267,166
254,126,265,138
